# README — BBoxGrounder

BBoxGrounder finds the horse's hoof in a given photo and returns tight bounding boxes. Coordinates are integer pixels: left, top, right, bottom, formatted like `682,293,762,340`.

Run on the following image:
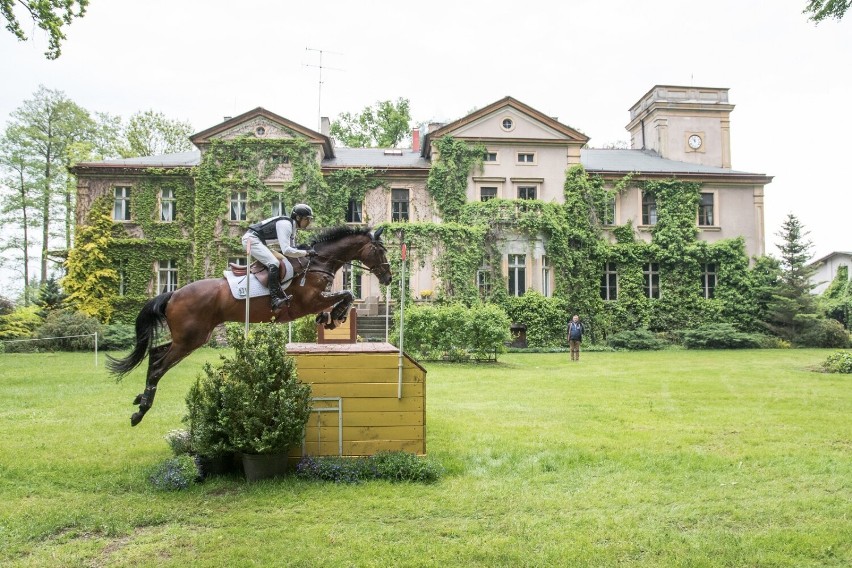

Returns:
132,393,143,405
130,412,143,427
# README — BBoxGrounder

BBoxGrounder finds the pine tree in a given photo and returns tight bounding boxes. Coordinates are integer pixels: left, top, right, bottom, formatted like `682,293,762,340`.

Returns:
764,214,818,342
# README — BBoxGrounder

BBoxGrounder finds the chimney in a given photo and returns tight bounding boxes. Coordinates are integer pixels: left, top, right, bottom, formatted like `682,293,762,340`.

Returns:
411,128,420,152
223,116,232,122
320,116,330,136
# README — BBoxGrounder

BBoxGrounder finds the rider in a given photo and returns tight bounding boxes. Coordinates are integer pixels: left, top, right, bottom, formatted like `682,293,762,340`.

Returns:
242,203,317,311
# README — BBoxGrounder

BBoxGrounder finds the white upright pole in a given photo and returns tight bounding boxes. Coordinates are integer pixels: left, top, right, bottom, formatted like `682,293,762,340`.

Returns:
94,332,98,367
245,241,252,338
398,243,406,399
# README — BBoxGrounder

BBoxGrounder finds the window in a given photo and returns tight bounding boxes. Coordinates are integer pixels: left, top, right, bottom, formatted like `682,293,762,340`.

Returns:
157,260,178,294
542,255,551,297
113,187,131,221
600,195,616,225
600,262,618,300
346,199,363,223
160,187,175,222
518,186,536,200
501,118,514,131
480,187,497,201
230,191,247,221
270,194,286,217
391,188,409,222
227,256,246,268
508,254,526,297
641,193,657,225
477,267,491,298
643,262,660,299
698,192,714,226
342,266,362,298
484,152,498,162
517,152,535,164
701,263,717,299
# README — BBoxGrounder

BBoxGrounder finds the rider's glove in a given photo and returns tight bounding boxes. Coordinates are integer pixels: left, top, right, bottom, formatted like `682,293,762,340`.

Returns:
307,249,318,258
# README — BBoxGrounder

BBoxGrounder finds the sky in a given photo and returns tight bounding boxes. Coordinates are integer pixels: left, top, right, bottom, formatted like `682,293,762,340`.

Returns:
0,0,850,296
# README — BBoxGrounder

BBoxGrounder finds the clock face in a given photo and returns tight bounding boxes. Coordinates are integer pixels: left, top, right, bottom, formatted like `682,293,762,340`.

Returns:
688,134,702,149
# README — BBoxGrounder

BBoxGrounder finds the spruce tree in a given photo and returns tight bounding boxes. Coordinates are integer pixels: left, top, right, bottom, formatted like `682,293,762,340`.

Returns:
764,214,818,342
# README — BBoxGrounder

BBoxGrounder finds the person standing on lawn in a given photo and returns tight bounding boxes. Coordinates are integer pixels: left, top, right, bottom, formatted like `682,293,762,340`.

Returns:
568,314,584,361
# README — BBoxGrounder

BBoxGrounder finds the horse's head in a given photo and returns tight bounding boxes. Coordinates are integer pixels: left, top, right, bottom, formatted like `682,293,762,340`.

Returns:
362,226,392,286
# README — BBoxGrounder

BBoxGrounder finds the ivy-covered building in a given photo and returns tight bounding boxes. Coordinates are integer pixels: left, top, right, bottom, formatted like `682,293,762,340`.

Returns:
71,85,773,336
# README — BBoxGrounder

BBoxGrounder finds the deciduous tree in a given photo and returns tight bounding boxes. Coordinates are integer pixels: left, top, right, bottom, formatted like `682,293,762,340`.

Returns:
330,98,411,148
1,0,89,59
122,110,194,158
803,0,850,22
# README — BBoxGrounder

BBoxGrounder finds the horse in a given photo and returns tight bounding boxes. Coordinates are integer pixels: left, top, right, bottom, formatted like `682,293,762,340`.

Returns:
107,226,392,426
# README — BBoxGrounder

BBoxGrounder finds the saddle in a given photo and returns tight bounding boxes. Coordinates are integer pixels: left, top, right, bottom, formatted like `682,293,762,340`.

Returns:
228,257,294,289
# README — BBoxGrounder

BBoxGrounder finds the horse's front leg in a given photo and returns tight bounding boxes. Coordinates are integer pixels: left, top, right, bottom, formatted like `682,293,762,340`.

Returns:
314,290,354,329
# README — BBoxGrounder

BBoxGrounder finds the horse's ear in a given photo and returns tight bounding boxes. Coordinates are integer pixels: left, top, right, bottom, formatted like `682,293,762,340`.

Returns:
373,226,384,241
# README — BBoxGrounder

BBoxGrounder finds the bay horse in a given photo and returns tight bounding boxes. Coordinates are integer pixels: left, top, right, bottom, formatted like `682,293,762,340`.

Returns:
108,226,392,426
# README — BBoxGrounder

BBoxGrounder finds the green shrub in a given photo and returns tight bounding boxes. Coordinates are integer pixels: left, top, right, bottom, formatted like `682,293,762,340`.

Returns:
370,451,444,483
682,323,763,349
0,305,41,344
217,324,312,455
395,303,510,361
292,314,318,343
184,368,233,458
607,328,668,351
148,455,200,491
796,316,851,348
821,351,852,374
99,323,136,350
501,292,569,348
35,310,101,351
0,295,14,316
295,452,444,484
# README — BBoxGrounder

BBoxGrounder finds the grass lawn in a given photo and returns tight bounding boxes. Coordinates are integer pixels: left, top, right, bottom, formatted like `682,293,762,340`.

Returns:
0,348,849,567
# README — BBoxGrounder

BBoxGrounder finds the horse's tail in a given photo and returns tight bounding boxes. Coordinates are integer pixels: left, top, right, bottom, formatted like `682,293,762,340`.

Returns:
107,292,174,380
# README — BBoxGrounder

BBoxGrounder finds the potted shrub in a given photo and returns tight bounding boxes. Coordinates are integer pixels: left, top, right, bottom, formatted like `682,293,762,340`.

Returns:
184,368,238,477
217,323,312,481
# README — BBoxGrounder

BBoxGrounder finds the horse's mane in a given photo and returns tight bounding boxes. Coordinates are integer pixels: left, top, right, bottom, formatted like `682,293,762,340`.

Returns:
309,225,373,246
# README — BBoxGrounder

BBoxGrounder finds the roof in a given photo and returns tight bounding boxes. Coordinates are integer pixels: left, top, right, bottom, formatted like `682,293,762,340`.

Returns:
580,149,762,176
75,151,201,169
322,148,430,169
71,147,771,181
809,251,852,267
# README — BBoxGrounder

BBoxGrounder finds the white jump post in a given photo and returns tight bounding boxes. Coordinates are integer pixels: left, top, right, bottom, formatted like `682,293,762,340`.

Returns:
245,241,252,337
398,240,406,400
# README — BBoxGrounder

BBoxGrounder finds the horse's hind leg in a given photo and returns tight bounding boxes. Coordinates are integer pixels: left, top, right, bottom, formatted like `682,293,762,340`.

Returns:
130,342,191,426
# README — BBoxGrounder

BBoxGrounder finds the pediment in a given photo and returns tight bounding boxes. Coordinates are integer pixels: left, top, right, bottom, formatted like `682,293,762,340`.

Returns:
427,96,589,154
190,108,334,157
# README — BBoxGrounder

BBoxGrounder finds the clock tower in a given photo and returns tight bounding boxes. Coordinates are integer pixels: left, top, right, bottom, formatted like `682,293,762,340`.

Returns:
625,85,734,168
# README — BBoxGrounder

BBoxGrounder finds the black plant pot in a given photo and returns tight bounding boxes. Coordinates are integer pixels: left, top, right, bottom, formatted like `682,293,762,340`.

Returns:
241,452,290,482
196,452,240,479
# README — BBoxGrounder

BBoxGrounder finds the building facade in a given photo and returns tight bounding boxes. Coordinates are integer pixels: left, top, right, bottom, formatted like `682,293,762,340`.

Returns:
71,85,772,321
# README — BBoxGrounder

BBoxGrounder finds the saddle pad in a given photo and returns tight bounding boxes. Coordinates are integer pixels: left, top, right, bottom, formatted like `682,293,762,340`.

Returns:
223,258,296,300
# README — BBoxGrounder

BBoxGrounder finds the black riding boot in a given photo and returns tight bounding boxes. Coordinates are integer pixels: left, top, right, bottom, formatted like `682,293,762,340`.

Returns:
267,264,289,310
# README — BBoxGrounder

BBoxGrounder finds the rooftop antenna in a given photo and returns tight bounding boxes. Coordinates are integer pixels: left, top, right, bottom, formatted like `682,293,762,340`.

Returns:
304,47,344,131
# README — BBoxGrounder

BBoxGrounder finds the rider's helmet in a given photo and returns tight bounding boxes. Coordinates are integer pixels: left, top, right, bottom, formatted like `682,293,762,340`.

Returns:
291,204,314,220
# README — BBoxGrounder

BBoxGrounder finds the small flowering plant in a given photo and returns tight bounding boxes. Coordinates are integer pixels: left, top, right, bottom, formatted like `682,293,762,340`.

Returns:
164,429,192,456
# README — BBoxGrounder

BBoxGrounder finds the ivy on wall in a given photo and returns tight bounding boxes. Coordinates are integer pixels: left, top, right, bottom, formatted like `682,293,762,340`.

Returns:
425,136,486,221
67,133,772,343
